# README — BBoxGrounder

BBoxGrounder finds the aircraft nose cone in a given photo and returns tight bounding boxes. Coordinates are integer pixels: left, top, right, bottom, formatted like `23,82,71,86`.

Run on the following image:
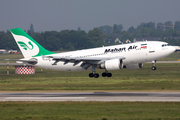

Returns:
171,46,176,52
165,46,176,56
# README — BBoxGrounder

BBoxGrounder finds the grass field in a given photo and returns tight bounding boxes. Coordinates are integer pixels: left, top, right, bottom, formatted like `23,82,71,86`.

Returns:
0,53,180,120
0,101,180,120
0,53,180,91
0,63,180,91
0,54,23,63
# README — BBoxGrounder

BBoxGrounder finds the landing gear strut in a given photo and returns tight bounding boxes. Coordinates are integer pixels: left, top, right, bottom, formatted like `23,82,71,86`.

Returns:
151,60,156,70
89,65,99,78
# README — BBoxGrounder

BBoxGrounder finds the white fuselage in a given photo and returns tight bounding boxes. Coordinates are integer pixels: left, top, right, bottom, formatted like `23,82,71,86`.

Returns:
33,41,175,71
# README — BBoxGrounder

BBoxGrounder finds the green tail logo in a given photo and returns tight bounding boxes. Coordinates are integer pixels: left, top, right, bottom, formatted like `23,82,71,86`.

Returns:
18,41,34,50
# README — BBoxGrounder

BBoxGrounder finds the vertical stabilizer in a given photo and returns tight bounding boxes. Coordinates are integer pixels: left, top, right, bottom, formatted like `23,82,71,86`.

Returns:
10,28,55,58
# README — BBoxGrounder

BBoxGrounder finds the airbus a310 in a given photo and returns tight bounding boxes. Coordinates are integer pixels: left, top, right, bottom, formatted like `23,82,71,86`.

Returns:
10,28,175,78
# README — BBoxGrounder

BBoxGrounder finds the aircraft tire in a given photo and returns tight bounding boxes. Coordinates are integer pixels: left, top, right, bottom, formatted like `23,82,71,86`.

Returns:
151,66,156,70
89,73,94,78
94,73,99,78
107,73,112,77
102,72,107,77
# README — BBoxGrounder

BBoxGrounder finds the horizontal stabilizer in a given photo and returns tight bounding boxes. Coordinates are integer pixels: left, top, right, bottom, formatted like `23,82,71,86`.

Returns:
2,58,37,65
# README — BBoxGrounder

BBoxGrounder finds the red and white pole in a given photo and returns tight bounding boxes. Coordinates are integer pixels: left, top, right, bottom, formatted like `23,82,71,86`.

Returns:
7,61,9,75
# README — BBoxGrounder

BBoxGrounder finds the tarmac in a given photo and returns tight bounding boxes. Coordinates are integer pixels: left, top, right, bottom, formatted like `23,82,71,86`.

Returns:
0,92,180,102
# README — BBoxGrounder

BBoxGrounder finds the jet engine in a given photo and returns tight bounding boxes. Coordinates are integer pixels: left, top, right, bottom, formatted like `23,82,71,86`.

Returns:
100,59,123,70
124,63,143,69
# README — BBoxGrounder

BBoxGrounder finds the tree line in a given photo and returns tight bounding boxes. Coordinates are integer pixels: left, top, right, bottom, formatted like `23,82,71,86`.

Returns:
0,28,104,51
1,21,180,51
100,21,180,46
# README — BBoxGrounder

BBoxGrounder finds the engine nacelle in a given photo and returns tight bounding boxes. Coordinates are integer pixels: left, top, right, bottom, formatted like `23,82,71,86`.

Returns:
100,59,123,70
124,63,143,70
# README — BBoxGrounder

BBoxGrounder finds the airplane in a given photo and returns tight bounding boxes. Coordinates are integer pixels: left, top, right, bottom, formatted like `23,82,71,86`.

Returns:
10,28,175,78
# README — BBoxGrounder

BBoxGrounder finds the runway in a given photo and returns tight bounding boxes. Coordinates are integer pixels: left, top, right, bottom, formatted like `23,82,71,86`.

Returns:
0,92,180,102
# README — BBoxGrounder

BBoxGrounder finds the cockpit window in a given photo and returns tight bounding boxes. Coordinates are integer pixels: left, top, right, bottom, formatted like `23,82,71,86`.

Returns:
162,44,170,47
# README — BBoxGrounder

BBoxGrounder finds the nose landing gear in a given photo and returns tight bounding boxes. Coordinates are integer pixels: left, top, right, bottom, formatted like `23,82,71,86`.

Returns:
151,60,156,70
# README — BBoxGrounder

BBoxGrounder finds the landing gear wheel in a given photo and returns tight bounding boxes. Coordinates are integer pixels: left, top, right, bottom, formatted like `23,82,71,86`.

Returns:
107,73,112,77
89,73,94,78
102,72,107,77
89,65,99,78
151,60,156,70
89,73,99,78
151,66,156,70
102,73,112,77
94,73,99,78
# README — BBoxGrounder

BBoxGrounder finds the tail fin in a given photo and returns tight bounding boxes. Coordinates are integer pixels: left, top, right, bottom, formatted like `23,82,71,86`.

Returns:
10,28,55,58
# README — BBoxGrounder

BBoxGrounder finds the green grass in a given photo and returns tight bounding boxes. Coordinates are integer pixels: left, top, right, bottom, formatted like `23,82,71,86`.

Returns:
0,101,180,120
0,54,23,59
1,54,180,120
0,54,23,63
0,63,180,91
0,53,180,91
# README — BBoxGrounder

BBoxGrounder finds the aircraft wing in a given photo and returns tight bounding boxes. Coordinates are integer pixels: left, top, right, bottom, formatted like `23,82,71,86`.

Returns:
46,55,125,66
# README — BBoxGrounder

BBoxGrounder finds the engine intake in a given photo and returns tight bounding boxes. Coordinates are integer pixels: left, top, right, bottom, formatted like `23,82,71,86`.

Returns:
100,59,123,70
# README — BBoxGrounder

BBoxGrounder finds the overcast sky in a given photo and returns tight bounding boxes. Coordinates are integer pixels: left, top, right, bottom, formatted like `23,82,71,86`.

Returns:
0,0,180,32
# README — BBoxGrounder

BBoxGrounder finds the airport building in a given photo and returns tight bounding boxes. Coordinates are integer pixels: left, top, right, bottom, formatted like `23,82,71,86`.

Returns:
0,49,7,54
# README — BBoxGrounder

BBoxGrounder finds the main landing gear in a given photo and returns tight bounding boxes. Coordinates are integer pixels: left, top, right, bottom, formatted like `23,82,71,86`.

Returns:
89,65,112,78
89,72,112,78
151,60,156,70
89,65,99,78
102,70,112,77
89,73,99,78
102,72,112,77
